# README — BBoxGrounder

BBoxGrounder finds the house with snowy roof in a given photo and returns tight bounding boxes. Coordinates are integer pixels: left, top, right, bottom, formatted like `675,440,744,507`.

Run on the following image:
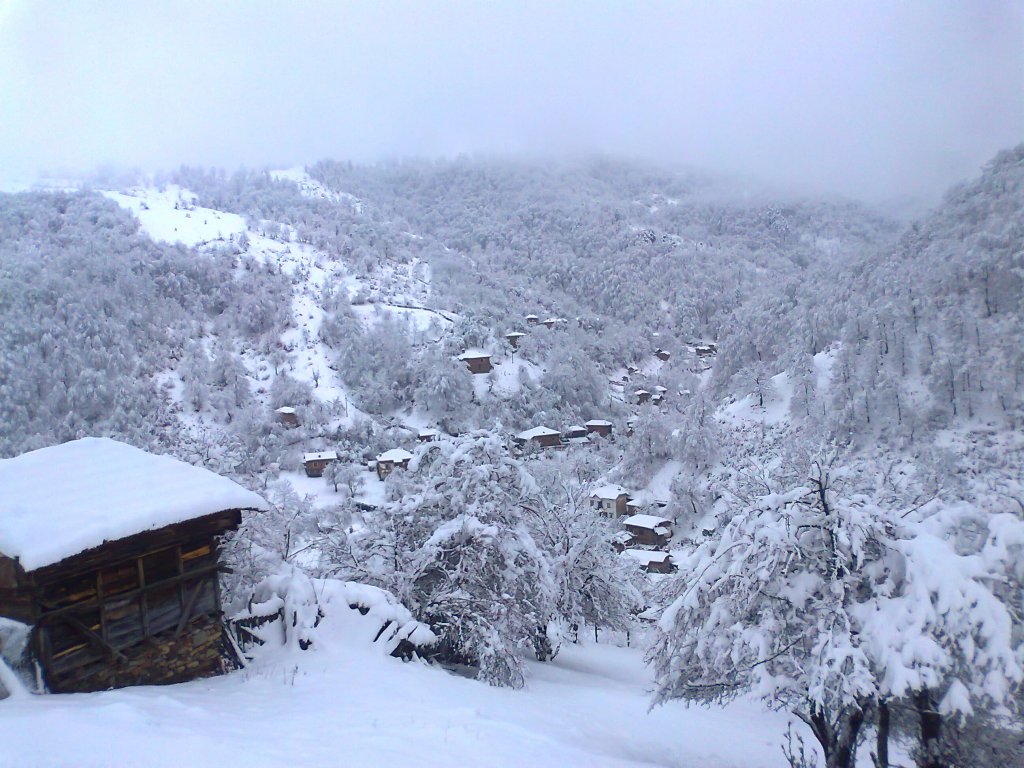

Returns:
525,314,539,325
417,428,441,443
635,389,652,405
504,331,526,349
303,450,337,478
623,549,675,574
0,437,267,694
376,448,413,481
457,350,492,374
590,484,632,517
563,425,590,444
584,419,613,438
514,426,562,449
623,513,673,548
274,405,299,427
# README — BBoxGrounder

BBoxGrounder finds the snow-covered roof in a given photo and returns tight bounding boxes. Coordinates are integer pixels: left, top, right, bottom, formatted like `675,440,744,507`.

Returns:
457,350,491,360
274,406,297,414
565,425,587,433
654,386,668,393
303,451,338,462
635,389,651,395
623,514,673,530
0,438,268,571
517,426,560,441
525,314,539,319
505,331,526,338
377,448,414,463
417,428,440,438
611,531,634,544
585,419,613,427
592,484,630,500
624,549,671,566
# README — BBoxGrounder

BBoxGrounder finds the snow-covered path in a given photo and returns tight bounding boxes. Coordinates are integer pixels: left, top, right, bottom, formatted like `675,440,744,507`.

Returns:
0,616,789,768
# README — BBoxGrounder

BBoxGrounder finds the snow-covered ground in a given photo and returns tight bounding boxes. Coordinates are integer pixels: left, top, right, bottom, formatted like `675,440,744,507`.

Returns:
0,604,790,768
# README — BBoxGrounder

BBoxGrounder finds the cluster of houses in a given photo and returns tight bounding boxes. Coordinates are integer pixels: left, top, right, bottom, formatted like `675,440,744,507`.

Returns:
513,419,614,450
456,313,571,374
589,484,675,574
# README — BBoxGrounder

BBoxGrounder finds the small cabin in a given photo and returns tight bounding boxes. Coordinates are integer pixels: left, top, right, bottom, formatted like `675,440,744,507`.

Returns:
624,549,675,574
585,420,613,438
0,437,266,694
457,350,492,374
563,425,589,444
376,448,413,481
695,343,717,358
303,451,337,478
274,406,299,428
505,331,526,349
590,485,631,517
417,429,440,443
541,317,565,329
525,314,539,326
623,514,673,548
655,349,671,362
635,389,652,405
611,530,634,553
514,426,562,449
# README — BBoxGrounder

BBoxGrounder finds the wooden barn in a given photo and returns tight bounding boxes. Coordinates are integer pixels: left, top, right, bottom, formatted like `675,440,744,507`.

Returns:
457,350,492,374
504,331,526,349
623,513,673,548
584,419,613,438
624,549,675,574
514,426,562,449
376,448,413,481
274,406,299,428
0,437,267,694
303,450,337,478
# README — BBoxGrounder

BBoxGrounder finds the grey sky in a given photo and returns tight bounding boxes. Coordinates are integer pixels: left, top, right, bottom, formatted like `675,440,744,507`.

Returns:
1,1,1022,202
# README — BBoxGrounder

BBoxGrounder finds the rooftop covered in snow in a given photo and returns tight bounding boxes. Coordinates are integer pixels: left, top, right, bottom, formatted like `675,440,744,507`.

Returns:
457,350,491,360
623,513,673,530
623,549,671,566
516,426,560,441
303,451,338,462
592,484,631,500
0,438,268,571
377,448,414,463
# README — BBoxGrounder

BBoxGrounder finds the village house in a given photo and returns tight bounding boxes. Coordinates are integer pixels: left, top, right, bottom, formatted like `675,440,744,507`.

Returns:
655,348,671,362
635,389,652,405
626,496,670,517
623,513,673,548
525,314,539,325
611,530,634,553
563,425,590,444
585,419,613,438
274,406,299,427
376,448,413,481
457,350,492,374
694,343,718,357
0,437,267,694
504,331,526,349
540,317,566,329
514,426,562,449
303,450,337,478
623,549,675,574
590,484,632,517
417,428,440,443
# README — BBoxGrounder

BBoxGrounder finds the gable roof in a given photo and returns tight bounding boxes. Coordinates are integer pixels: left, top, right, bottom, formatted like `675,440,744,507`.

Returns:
457,350,491,360
624,549,671,566
591,483,631,500
303,451,338,462
377,448,414,463
516,426,560,441
623,513,673,530
0,437,268,571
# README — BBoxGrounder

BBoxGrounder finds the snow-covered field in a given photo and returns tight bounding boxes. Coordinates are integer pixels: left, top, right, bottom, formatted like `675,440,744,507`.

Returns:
0,605,789,768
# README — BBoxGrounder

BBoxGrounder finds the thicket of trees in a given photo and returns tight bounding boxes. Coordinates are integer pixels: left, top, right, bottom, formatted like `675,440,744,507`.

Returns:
1,146,1021,765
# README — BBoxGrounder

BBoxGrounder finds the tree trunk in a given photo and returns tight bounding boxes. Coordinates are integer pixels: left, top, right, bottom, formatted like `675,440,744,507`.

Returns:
804,704,868,768
916,690,945,768
873,700,889,768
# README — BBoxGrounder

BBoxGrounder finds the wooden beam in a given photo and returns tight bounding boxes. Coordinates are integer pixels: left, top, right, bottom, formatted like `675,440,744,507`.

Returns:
58,613,127,663
174,578,207,637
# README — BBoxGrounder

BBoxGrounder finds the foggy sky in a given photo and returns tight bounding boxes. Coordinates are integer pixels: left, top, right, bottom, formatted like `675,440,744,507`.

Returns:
1,1,1022,203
